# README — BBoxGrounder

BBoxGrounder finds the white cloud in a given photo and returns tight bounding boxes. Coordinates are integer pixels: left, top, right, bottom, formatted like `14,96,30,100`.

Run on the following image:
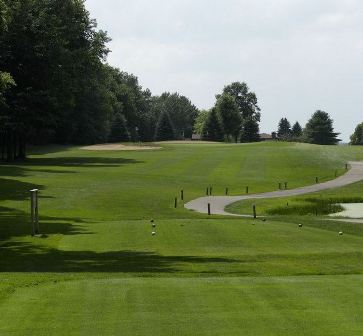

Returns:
86,0,363,141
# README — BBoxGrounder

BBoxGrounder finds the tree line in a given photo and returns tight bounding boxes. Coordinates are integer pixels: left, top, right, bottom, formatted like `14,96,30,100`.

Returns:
276,114,363,146
276,111,341,145
195,82,261,143
0,0,198,161
1,0,361,162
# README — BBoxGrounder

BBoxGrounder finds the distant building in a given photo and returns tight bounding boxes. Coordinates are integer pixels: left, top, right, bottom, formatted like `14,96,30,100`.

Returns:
259,133,277,141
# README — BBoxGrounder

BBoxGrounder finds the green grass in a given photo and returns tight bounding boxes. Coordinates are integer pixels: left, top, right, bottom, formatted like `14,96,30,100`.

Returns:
226,180,363,217
1,142,363,335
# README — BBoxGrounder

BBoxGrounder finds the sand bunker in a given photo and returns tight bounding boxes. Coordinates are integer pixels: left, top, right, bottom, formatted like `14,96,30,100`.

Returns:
81,144,162,151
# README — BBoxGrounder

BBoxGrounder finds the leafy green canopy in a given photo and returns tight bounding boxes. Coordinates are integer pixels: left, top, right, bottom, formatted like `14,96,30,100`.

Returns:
350,122,363,145
218,82,261,143
215,93,241,142
151,92,198,140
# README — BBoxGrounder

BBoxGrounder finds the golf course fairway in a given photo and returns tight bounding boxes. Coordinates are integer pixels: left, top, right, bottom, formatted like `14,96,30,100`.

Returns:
0,142,362,335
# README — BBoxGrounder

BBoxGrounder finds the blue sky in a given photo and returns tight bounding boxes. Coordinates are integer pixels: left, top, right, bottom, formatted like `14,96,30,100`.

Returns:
86,0,363,141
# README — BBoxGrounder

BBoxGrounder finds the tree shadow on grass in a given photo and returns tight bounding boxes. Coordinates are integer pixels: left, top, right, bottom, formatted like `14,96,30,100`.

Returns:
19,156,142,168
0,179,45,202
0,241,238,273
0,206,90,242
0,156,142,178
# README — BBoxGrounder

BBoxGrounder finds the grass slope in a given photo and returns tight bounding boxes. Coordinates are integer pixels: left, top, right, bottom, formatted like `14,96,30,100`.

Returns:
0,142,363,335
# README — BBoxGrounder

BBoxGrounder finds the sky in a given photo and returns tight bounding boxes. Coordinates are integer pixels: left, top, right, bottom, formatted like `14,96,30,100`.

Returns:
85,0,363,142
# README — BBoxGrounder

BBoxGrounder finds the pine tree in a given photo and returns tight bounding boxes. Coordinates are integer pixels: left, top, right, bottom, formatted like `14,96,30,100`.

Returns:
108,113,130,143
240,117,260,143
202,108,224,141
303,110,340,145
277,118,292,140
291,122,303,139
154,111,175,141
350,122,363,145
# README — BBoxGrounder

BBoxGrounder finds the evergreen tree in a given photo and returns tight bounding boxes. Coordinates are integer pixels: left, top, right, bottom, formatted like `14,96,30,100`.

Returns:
202,108,224,141
350,122,363,145
240,117,260,143
303,110,340,145
277,118,292,140
108,113,130,143
291,122,303,138
154,111,175,141
216,94,241,142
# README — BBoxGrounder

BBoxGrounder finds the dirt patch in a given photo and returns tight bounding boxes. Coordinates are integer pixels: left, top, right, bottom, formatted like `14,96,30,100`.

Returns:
81,144,162,151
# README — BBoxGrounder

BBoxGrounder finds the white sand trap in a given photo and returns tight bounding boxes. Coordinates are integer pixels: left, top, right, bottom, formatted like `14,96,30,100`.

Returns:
81,144,162,151
330,203,363,219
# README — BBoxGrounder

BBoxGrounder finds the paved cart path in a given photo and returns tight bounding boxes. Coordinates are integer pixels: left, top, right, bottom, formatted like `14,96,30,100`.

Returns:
184,161,363,216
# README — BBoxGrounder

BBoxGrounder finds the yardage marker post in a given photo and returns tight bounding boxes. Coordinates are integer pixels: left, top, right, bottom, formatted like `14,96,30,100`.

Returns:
30,189,39,236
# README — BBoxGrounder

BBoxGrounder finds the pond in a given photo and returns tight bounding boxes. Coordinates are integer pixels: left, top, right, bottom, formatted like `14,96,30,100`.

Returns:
330,203,363,218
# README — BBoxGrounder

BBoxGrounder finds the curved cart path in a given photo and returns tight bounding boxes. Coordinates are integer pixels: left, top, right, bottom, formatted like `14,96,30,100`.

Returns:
184,161,363,216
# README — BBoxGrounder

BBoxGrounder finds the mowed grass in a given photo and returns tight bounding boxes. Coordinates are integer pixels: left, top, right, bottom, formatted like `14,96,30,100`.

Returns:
1,142,363,335
226,180,363,217
1,275,362,336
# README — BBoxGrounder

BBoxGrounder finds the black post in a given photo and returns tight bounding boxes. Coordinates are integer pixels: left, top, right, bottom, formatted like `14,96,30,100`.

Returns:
209,187,213,195
246,186,249,194
208,203,211,215
181,190,184,201
174,198,178,208
315,177,319,184
30,189,39,236
345,163,348,170
253,205,257,219
284,182,288,190
278,182,282,190
206,187,209,196
225,187,229,195
30,191,35,236
35,190,39,234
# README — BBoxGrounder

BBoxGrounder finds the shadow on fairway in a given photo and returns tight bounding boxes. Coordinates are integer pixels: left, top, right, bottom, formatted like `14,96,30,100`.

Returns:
0,179,45,202
0,156,142,178
21,156,142,168
0,241,238,273
0,206,90,241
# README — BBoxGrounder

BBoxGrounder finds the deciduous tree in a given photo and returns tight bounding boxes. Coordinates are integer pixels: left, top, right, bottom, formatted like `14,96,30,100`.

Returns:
350,122,363,145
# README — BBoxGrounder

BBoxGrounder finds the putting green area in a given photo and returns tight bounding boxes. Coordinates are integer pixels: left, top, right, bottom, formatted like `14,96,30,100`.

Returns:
0,142,362,335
